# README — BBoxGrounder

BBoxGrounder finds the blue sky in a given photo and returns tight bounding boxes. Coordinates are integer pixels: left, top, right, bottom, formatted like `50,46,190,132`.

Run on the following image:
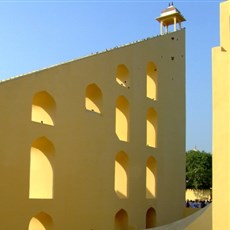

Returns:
0,0,221,152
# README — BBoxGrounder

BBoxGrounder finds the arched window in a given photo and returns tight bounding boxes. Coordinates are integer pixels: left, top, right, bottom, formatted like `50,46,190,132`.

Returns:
146,62,158,100
29,137,54,199
28,212,53,230
116,64,130,88
114,151,128,198
115,209,128,230
116,96,130,142
146,108,157,148
146,207,156,228
85,84,103,114
146,156,156,198
31,91,56,126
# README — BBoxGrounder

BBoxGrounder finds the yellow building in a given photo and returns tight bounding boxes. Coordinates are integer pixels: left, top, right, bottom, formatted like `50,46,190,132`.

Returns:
212,1,230,229
0,5,186,230
149,1,230,229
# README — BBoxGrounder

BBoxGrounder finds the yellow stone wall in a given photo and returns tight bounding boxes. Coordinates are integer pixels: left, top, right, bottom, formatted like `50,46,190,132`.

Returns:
212,1,230,230
0,30,185,230
185,189,212,201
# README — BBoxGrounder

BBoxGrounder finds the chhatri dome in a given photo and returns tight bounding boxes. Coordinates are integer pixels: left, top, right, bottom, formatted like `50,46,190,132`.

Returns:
156,3,186,35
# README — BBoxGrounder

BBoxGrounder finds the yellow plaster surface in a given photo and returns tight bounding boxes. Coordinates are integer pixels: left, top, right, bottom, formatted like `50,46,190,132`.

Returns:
143,205,212,230
212,1,230,230
0,30,185,229
185,189,212,201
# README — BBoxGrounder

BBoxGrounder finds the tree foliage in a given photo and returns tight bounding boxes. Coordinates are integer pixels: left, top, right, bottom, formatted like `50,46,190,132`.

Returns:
186,150,212,189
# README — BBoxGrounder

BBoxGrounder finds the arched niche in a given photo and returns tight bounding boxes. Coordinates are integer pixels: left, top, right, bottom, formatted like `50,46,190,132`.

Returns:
85,83,103,114
31,91,56,126
28,212,53,230
146,62,158,100
114,151,128,198
146,156,156,198
29,137,54,199
115,209,128,230
146,108,158,148
116,96,130,142
146,207,156,228
116,64,130,88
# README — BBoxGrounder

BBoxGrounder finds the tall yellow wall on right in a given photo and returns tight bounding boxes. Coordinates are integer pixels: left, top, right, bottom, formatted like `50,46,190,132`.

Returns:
212,1,230,229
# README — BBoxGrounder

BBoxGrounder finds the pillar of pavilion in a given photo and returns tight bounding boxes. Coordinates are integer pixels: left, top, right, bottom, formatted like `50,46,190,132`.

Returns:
156,3,186,35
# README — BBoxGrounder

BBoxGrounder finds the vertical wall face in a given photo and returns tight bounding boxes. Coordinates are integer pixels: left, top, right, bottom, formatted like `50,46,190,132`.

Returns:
155,30,185,226
0,29,185,230
212,2,230,229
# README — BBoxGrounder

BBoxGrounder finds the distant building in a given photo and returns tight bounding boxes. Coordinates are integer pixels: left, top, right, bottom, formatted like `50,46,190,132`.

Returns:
0,5,185,230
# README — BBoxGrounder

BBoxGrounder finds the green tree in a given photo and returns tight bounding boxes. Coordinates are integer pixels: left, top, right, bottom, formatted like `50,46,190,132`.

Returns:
186,150,212,189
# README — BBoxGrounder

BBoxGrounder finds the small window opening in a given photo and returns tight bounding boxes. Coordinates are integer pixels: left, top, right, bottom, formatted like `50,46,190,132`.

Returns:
85,84,103,114
29,137,54,199
31,91,56,126
115,96,130,142
116,64,130,88
114,151,128,198
146,156,156,198
146,108,158,148
146,62,158,100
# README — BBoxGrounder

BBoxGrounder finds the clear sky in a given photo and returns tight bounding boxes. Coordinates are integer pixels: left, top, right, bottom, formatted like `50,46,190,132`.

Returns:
0,0,221,152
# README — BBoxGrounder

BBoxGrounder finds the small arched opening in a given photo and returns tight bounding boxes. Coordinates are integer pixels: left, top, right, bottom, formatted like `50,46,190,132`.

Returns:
116,64,130,88
29,137,54,199
115,209,128,230
31,91,56,126
146,108,158,148
116,96,130,142
85,83,103,114
146,156,156,198
114,151,128,198
146,62,158,100
28,212,53,230
146,207,156,228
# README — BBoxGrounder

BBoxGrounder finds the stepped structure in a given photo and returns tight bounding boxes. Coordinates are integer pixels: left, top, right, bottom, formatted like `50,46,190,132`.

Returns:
0,4,186,230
